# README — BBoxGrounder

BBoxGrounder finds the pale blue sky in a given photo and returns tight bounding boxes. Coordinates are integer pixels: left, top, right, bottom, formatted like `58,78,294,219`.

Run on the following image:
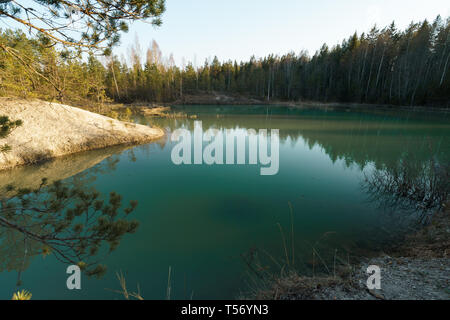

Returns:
116,0,449,66
2,0,449,66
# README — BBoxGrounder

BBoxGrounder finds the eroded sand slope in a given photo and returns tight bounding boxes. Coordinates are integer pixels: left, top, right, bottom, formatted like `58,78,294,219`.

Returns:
0,98,164,171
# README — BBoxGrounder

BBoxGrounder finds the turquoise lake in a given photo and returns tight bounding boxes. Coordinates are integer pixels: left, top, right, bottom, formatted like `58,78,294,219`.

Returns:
0,105,448,299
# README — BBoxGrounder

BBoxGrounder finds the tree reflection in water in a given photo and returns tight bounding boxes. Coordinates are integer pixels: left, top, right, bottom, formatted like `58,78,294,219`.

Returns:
363,154,448,225
0,156,140,286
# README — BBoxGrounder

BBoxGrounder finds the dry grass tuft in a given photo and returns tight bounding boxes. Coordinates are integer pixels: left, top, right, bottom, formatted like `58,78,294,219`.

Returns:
249,271,348,300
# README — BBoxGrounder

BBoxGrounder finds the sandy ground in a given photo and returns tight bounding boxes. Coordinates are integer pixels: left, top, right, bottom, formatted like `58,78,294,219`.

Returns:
250,207,449,300
252,256,449,301
316,256,449,300
0,98,164,171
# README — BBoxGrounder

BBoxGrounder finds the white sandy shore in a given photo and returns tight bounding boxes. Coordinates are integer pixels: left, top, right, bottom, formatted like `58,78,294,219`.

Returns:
0,98,164,171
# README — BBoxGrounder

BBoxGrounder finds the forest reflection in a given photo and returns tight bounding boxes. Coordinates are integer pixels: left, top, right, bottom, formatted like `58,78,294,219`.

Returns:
142,107,449,171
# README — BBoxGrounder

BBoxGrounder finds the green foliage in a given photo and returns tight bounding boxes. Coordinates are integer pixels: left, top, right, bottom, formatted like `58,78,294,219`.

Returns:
0,16,448,107
0,29,108,102
0,115,22,138
0,1,165,53
0,116,23,153
0,115,22,152
0,144,11,153
0,177,140,277
103,17,449,107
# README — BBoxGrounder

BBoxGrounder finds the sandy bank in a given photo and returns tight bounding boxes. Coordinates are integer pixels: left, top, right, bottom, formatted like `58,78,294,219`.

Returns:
170,92,449,112
250,205,449,300
0,98,164,171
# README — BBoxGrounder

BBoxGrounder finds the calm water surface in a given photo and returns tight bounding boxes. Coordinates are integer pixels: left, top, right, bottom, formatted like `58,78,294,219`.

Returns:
0,105,449,299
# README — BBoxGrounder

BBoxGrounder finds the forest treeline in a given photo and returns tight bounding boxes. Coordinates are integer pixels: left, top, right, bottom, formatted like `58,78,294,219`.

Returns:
0,16,449,107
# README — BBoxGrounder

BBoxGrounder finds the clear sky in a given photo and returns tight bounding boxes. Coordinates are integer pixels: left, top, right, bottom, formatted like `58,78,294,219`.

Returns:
115,0,449,66
1,0,448,66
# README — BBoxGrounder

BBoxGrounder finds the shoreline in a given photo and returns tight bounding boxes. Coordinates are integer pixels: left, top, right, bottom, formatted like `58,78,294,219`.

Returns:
250,204,449,300
123,93,450,114
1,97,448,300
0,98,165,172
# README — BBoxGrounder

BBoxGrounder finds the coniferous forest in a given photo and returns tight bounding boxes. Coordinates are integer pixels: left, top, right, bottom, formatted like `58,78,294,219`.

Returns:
1,16,449,107
1,0,450,303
